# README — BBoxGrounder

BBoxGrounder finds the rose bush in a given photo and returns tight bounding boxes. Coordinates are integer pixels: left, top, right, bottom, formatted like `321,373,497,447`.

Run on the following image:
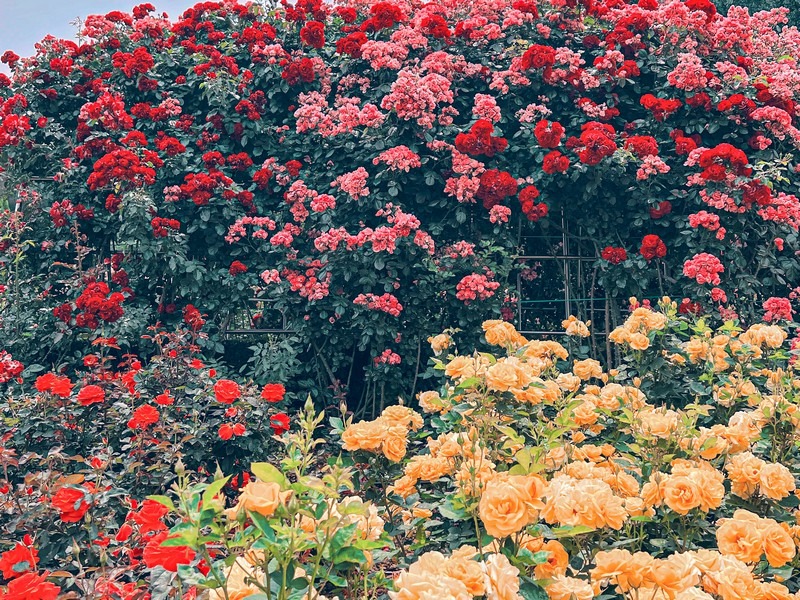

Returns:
2,0,800,410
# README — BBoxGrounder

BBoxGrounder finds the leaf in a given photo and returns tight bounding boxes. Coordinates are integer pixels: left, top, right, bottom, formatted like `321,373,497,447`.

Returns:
251,462,288,488
519,578,548,600
201,475,230,509
147,495,175,512
551,525,595,538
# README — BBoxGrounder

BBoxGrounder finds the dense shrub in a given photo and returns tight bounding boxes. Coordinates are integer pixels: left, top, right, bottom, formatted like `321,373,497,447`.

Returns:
6,300,796,597
2,0,800,409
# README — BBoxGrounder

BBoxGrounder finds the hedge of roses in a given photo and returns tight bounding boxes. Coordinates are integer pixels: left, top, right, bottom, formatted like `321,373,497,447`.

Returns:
2,0,800,407
6,300,798,598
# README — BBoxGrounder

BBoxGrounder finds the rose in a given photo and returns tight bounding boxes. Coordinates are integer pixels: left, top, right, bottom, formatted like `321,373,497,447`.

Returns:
478,475,539,539
76,384,105,406
228,480,289,518
51,486,91,523
213,379,241,404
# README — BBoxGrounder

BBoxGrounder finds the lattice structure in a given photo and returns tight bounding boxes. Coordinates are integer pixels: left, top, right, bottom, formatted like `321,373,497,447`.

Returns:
514,210,617,362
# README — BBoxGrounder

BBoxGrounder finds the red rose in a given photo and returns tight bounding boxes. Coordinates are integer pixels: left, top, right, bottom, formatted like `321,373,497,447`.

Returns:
52,487,91,523
261,383,286,403
601,246,628,265
299,21,325,49
131,499,169,535
2,571,60,600
115,523,133,542
0,543,38,579
270,413,290,435
34,373,57,393
214,379,241,404
142,532,195,572
127,404,160,430
232,423,246,436
639,234,667,261
76,384,105,406
154,391,174,406
218,423,234,440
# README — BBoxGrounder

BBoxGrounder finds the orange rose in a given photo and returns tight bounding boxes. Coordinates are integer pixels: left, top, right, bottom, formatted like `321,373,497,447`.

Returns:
444,556,485,596
382,425,409,462
484,553,521,600
759,462,795,500
663,475,701,515
546,576,594,600
762,523,796,567
479,475,539,538
716,517,764,564
483,320,525,347
573,359,603,380
534,540,569,580
341,419,385,452
228,480,288,518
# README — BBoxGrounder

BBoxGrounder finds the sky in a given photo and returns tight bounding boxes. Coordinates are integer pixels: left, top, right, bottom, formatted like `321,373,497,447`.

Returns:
0,0,197,71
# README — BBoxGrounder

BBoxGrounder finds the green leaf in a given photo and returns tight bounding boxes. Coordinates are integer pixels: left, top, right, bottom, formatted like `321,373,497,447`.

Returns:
147,495,175,512
550,525,595,538
251,463,288,488
519,577,548,600
202,476,230,509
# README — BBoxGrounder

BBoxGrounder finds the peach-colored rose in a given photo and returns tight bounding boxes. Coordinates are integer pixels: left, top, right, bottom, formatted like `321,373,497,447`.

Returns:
563,316,590,337
760,582,793,600
725,452,765,499
713,565,761,600
546,576,594,600
556,373,582,392
228,480,289,518
341,419,386,452
389,475,418,499
628,332,650,351
573,359,602,380
486,360,528,392
483,320,525,347
428,333,452,355
649,553,700,598
663,475,701,515
479,475,540,538
210,557,263,600
445,356,476,381
638,408,680,439
382,425,409,462
762,523,796,567
759,462,795,500
444,556,485,596
382,405,424,431
483,553,521,600
405,455,453,482
534,540,569,580
715,517,764,564
592,549,654,593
